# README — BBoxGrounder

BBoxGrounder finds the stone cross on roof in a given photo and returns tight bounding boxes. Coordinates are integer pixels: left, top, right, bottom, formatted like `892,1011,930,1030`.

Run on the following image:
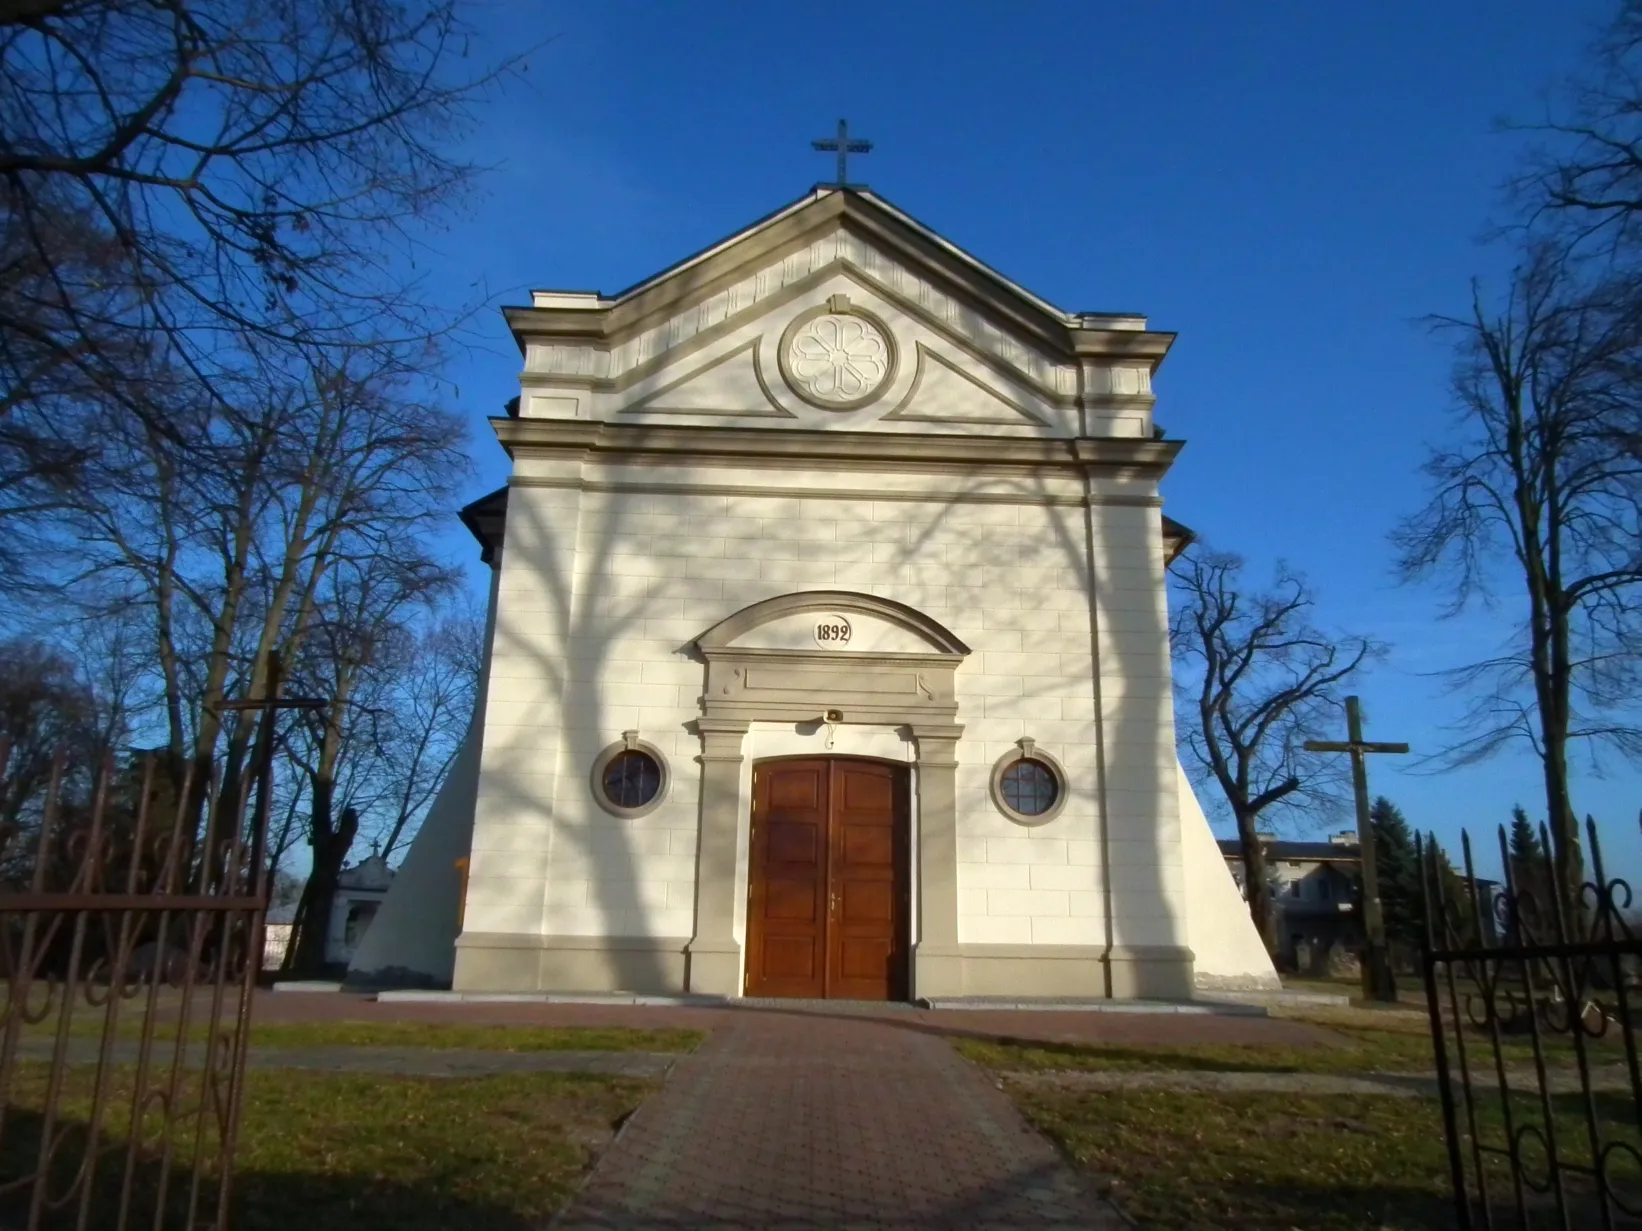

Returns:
812,119,872,187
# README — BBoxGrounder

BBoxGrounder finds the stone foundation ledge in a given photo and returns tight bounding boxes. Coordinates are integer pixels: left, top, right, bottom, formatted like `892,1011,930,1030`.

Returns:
375,989,729,1006
1201,989,1352,1009
918,996,1267,1017
1192,971,1284,993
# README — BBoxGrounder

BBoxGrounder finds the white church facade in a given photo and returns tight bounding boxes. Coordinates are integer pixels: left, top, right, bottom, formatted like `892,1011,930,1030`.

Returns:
348,186,1278,1001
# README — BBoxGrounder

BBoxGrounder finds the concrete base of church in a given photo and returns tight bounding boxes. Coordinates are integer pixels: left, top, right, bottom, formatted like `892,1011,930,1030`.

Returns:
453,933,691,996
452,932,1193,1001
914,943,1194,1001
684,940,743,998
1106,946,1197,1000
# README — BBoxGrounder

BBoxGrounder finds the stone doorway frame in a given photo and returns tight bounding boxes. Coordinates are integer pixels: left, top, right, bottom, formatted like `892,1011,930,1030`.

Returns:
684,590,968,999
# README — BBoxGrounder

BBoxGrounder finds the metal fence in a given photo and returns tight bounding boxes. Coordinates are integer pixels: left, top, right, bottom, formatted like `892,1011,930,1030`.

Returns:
1420,817,1642,1230
0,712,307,1228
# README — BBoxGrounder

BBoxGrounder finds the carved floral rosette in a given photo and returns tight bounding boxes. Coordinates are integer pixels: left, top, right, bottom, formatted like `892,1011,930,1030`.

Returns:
777,295,897,410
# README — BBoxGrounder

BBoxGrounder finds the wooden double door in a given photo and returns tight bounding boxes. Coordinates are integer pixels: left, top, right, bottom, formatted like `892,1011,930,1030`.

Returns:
744,757,910,1001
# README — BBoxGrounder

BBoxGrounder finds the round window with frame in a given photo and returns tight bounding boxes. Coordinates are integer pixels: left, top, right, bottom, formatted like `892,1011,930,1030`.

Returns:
989,742,1069,826
591,735,670,819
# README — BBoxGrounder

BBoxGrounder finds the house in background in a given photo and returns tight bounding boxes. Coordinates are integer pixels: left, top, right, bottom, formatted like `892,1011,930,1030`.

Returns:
326,848,394,967
260,852,400,974
1219,831,1362,972
1219,831,1505,972
262,903,297,971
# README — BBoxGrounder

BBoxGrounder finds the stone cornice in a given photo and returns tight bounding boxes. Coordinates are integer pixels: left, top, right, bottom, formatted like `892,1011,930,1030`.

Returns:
490,419,1182,477
501,190,1176,375
1069,329,1176,365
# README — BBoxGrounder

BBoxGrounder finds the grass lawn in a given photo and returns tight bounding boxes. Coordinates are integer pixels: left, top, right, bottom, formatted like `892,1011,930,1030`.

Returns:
245,1021,704,1052
1008,1085,1640,1230
7,997,704,1054
1017,1087,1456,1229
963,1009,1642,1231
1,1064,651,1230
956,1006,1621,1076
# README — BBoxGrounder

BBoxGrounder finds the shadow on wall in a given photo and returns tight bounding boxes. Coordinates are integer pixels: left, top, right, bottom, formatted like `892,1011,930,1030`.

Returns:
451,419,1193,997
466,486,676,994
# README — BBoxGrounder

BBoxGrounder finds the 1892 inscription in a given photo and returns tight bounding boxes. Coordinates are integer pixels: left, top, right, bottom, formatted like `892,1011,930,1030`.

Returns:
813,616,853,647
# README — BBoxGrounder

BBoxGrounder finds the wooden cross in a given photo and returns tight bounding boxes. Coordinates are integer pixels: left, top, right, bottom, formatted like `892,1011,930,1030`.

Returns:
219,651,326,899
812,119,873,186
1304,695,1409,1003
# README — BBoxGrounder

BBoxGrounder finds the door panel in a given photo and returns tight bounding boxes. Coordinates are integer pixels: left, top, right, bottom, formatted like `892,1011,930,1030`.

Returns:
767,822,819,864
744,761,829,998
840,765,896,810
826,761,907,1001
837,937,895,981
840,880,893,921
744,757,910,1001
768,770,821,809
840,824,894,866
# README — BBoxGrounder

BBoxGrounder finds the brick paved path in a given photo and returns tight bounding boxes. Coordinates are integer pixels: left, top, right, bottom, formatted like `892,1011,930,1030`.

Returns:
552,1011,1129,1230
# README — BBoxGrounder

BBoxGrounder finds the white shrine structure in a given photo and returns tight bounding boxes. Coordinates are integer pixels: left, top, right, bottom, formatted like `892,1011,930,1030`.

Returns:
348,184,1278,1001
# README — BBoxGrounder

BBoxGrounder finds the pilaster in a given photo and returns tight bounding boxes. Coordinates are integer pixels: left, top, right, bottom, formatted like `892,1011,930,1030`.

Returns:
686,718,750,995
910,723,963,998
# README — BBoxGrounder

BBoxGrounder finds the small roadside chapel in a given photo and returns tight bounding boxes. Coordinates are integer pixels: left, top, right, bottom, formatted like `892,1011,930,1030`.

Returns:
348,152,1278,1002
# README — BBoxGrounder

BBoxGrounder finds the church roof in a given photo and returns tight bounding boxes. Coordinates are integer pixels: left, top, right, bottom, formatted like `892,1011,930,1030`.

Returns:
459,486,508,564
502,187,1174,371
606,187,1136,323
1162,515,1195,566
1219,837,1362,863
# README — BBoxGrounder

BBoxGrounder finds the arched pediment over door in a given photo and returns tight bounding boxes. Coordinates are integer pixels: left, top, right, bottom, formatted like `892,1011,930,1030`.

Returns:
693,590,970,726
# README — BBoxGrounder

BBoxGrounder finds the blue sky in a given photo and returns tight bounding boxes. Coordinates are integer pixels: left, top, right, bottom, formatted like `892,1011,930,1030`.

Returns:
421,0,1639,879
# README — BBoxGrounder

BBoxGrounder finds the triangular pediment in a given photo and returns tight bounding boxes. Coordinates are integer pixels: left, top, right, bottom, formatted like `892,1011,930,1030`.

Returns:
539,189,1081,351
506,189,1173,439
881,345,1048,428
620,340,796,419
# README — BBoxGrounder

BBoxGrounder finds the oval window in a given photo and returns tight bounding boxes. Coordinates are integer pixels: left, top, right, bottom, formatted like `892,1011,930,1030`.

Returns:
601,749,663,810
1000,759,1059,817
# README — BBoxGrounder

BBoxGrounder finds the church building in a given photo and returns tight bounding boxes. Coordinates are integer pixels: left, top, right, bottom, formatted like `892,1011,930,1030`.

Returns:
348,182,1277,1001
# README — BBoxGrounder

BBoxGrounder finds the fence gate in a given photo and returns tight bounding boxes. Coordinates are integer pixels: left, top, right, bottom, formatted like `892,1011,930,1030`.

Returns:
0,698,314,1228
1420,819,1642,1230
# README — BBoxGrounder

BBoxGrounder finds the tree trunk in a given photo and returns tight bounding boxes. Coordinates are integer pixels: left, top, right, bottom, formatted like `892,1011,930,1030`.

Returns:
1540,707,1586,930
287,790,358,976
1235,810,1279,959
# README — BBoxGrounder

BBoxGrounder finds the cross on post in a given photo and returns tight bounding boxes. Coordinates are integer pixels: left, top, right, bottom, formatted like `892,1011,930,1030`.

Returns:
220,651,326,901
812,119,872,187
1304,695,1409,1003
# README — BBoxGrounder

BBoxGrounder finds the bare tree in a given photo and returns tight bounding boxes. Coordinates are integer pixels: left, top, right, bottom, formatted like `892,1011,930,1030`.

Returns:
52,340,469,836
259,594,473,972
282,550,455,973
264,763,308,879
1393,244,1642,914
0,637,108,830
1514,0,1642,256
368,609,480,861
1170,546,1380,954
0,0,511,383
0,188,167,574
0,0,521,571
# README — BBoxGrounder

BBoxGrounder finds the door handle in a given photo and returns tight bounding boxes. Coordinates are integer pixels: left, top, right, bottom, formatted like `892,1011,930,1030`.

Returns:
829,891,839,917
